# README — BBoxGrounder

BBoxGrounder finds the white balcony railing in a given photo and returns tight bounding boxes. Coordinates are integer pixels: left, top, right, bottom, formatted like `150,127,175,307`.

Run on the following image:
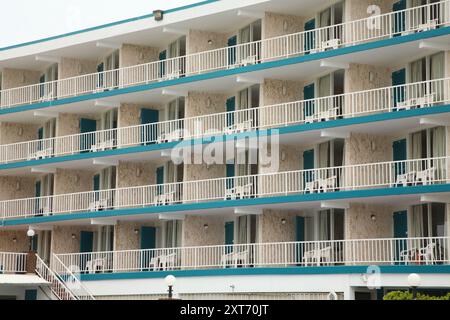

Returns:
0,1,448,110
1,156,448,221
54,236,450,274
0,252,27,273
0,77,449,165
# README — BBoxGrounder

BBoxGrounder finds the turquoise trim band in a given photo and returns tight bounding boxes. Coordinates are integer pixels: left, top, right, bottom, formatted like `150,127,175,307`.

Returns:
79,265,450,281
1,103,449,172
1,27,449,117
0,0,220,52
3,183,450,227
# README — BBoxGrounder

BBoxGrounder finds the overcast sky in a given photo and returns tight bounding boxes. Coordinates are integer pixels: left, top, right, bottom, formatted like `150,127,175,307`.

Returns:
1,0,200,48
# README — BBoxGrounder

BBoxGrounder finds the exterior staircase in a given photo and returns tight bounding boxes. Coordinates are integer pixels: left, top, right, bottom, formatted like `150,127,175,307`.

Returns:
35,254,95,300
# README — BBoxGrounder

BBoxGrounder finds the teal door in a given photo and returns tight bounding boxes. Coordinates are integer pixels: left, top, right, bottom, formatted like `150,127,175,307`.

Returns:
303,84,315,118
393,0,406,36
226,163,235,191
93,174,100,201
303,149,315,189
159,50,167,77
80,118,97,152
226,96,236,127
140,227,156,270
25,289,37,300
97,62,104,88
141,108,159,145
393,211,408,263
80,231,94,272
304,19,316,52
392,69,406,110
296,216,305,263
393,139,407,185
225,222,234,254
156,166,164,195
227,36,237,66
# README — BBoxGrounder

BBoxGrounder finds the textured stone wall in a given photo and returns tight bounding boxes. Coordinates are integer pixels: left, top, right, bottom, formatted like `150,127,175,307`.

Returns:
344,133,393,189
1,68,41,89
0,176,36,200
262,12,304,39
116,161,156,208
186,29,228,75
58,57,97,97
181,215,225,268
117,103,163,146
183,215,225,247
186,30,228,55
53,169,95,195
345,0,396,44
114,221,162,251
344,133,392,165
344,203,395,264
183,163,226,202
50,225,98,270
185,92,227,135
259,79,305,128
55,113,99,154
119,44,160,68
0,122,39,145
344,63,392,116
345,0,395,21
258,210,297,243
0,231,29,252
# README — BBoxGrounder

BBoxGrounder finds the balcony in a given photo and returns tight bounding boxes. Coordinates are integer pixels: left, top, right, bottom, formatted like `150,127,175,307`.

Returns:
54,236,450,275
0,1,448,111
0,252,27,274
0,77,449,166
0,156,448,221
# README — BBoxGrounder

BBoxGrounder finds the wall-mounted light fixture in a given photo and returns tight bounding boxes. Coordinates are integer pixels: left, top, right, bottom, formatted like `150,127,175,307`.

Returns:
281,219,287,225
136,168,142,178
134,229,139,235
283,20,289,32
207,39,213,45
371,215,377,222
12,237,17,243
71,234,77,240
153,10,164,21
203,224,209,231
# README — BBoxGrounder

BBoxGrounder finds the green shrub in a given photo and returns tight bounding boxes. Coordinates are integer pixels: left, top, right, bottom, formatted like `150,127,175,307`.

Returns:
383,291,450,300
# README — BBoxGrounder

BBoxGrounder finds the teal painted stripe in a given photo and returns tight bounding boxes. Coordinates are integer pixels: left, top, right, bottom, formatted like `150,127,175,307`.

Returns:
0,0,220,52
1,27,449,117
1,104,450,172
80,265,450,281
4,183,450,227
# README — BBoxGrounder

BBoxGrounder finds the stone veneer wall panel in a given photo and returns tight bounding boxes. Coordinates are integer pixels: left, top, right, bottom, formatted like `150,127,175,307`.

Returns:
0,231,29,252
0,122,39,145
116,161,156,208
185,92,227,134
262,12,304,39
259,79,305,128
186,29,228,75
119,44,160,68
1,68,41,89
344,63,392,116
0,177,36,201
58,58,97,97
55,113,100,154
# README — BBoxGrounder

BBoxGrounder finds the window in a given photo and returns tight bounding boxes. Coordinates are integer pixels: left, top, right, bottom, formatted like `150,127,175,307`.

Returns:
317,139,344,168
317,209,345,241
167,98,185,121
318,2,344,41
164,220,183,248
409,127,445,159
101,109,118,131
165,162,184,184
98,166,117,191
238,20,261,44
168,37,186,59
96,226,114,252
237,215,257,244
316,70,344,115
411,203,446,237
36,231,52,264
